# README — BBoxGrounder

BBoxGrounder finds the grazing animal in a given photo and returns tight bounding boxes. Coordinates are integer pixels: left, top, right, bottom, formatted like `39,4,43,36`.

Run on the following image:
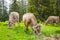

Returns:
8,12,19,28
45,16,59,25
23,13,41,35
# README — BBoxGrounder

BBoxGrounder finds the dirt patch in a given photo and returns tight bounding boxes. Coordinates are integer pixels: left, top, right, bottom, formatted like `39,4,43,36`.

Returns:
42,34,60,40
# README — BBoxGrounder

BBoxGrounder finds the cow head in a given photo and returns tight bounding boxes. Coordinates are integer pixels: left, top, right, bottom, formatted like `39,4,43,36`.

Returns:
32,24,41,35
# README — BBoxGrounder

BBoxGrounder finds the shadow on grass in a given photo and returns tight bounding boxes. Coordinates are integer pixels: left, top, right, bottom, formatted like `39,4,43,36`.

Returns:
55,30,60,34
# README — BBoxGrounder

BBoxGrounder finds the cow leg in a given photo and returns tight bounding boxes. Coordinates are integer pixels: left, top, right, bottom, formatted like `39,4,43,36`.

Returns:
17,18,19,26
13,19,18,27
13,21,17,27
25,24,28,32
8,22,12,29
14,18,19,27
18,17,19,24
13,22,16,27
56,19,59,25
24,22,28,32
16,18,19,24
16,18,19,26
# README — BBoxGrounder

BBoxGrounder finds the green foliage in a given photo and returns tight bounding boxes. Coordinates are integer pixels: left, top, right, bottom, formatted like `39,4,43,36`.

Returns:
0,2,8,21
27,0,60,21
0,10,8,21
9,0,26,21
9,0,20,13
9,0,22,21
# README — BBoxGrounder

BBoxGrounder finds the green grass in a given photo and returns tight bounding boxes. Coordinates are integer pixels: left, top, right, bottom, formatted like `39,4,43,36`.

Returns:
0,22,60,40
41,24,60,36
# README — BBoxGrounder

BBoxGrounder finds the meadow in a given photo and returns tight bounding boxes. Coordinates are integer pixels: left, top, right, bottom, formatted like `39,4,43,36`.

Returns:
0,22,60,40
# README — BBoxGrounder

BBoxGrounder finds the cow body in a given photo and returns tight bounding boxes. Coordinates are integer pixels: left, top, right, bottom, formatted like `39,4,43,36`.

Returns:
8,12,19,28
23,13,41,35
45,16,59,25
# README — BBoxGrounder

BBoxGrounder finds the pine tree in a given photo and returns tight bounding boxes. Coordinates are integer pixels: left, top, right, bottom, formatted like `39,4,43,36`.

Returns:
9,0,20,13
9,0,22,21
27,0,60,21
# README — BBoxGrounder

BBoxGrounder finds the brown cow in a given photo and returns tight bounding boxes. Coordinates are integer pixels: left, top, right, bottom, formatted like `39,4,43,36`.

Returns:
45,16,59,25
8,12,19,28
23,13,41,35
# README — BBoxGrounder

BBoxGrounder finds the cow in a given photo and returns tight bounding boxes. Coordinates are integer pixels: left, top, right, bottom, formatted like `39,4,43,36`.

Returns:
23,13,41,35
44,16,59,25
8,12,19,28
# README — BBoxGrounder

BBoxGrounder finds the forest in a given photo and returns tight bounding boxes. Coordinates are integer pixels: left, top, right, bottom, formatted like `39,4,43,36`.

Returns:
0,0,60,21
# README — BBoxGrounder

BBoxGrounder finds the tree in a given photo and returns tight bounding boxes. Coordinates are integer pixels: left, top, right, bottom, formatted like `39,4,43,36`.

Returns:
9,0,21,21
27,0,48,21
9,0,20,13
27,0,60,21
9,0,27,21
0,0,8,21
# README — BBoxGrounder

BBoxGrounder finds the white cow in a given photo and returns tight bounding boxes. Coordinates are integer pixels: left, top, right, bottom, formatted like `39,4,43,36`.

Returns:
8,12,19,28
23,13,41,35
45,16,59,25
